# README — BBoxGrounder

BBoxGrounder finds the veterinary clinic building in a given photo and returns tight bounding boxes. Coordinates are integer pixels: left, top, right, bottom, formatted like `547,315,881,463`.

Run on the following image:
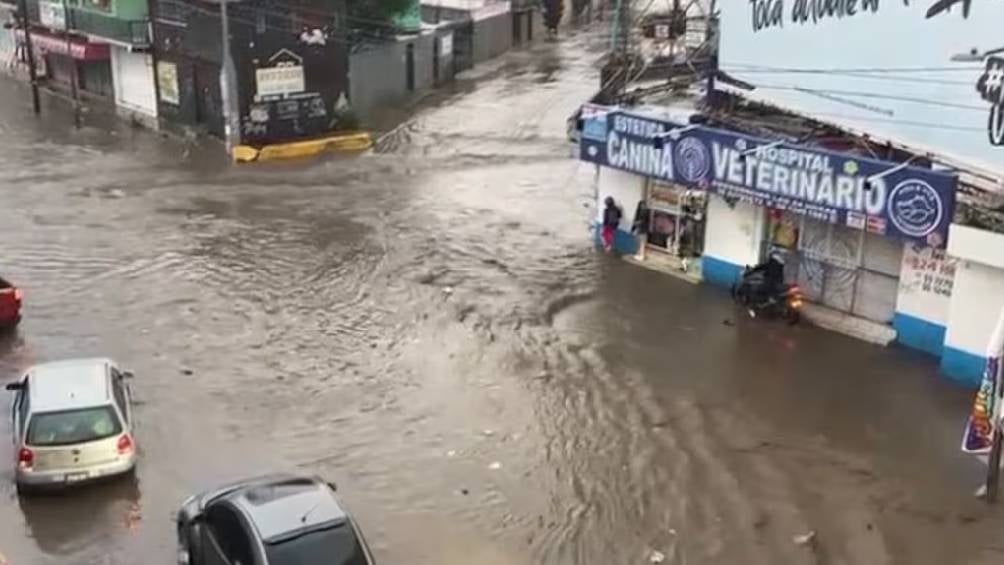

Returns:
576,107,1004,387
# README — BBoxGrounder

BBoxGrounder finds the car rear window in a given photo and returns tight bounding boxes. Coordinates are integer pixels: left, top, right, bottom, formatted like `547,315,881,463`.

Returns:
26,406,122,446
264,523,369,565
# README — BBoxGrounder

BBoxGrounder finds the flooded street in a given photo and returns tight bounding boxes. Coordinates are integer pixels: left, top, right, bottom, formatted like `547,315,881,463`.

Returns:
1,27,1003,565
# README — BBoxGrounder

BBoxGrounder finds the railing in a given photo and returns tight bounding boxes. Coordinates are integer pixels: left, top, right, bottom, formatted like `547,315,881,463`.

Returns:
68,8,150,46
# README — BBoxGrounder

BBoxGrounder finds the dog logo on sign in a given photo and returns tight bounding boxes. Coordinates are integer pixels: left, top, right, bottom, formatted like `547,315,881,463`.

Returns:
674,137,711,184
888,179,944,238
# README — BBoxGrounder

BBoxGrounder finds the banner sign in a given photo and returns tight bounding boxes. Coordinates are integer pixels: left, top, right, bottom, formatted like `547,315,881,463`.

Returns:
580,109,957,246
719,1,1004,177
962,308,1004,455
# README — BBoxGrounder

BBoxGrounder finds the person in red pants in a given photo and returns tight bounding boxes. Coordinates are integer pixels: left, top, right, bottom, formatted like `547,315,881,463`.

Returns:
601,197,623,252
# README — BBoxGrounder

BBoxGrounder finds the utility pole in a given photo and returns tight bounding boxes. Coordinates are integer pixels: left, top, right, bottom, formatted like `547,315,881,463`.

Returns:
16,0,41,114
60,0,82,127
704,0,717,108
219,0,240,160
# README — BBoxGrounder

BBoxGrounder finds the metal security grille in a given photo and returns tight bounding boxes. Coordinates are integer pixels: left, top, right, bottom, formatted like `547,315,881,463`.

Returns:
768,213,902,324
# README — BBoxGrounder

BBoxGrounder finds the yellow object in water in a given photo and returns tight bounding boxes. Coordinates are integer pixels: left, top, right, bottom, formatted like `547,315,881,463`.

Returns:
233,131,373,163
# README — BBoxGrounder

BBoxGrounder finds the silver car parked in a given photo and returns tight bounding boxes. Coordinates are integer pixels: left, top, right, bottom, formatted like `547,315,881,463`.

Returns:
6,358,137,492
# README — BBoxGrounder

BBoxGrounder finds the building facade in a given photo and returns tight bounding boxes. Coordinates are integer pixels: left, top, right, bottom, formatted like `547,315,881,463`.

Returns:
151,0,352,147
1,0,155,120
580,1,1004,388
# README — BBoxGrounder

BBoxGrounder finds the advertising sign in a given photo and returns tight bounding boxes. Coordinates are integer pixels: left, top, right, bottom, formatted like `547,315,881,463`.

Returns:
157,61,179,105
962,307,1004,456
440,33,453,57
719,1,1004,176
580,109,957,246
255,49,305,100
39,0,66,30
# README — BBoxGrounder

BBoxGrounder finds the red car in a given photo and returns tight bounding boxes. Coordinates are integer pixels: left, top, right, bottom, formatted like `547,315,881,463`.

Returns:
0,277,22,329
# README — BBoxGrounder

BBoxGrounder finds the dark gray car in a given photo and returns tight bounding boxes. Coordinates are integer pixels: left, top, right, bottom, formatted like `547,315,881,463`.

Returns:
176,474,375,565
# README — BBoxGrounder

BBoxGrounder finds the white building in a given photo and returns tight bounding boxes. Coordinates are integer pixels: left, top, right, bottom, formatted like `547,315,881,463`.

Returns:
582,1,1004,388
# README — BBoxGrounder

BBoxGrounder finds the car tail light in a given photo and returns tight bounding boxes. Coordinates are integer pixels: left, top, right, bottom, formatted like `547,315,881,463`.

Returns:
13,288,22,302
117,434,134,454
17,447,33,469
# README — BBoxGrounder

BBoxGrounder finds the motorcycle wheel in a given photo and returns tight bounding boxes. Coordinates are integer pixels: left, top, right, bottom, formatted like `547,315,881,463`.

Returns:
732,285,751,306
784,308,800,325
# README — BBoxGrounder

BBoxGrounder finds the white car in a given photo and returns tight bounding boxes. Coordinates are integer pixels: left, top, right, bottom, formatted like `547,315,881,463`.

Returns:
6,358,137,492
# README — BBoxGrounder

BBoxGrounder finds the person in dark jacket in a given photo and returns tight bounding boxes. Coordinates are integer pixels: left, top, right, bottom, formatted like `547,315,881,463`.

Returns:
631,200,650,260
601,196,623,252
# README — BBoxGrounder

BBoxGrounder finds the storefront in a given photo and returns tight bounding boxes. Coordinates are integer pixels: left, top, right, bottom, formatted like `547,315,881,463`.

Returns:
581,106,959,328
14,28,112,98
641,180,707,261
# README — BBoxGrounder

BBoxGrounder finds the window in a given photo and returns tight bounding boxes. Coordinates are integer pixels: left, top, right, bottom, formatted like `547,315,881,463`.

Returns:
206,504,256,565
16,384,30,433
111,370,129,423
265,522,369,565
26,406,122,446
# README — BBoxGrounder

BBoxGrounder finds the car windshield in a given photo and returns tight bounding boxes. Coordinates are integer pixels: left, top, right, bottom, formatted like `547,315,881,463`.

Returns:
26,406,122,446
264,522,368,565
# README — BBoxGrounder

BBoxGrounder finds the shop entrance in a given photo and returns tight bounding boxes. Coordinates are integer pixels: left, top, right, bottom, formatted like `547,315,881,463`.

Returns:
644,181,706,260
765,210,902,323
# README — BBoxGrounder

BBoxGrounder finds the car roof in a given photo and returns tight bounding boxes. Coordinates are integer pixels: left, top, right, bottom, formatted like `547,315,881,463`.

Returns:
223,475,348,544
27,358,115,412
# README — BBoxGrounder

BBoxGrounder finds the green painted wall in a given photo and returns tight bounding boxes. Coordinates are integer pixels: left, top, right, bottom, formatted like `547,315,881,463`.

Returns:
70,0,147,20
391,0,421,31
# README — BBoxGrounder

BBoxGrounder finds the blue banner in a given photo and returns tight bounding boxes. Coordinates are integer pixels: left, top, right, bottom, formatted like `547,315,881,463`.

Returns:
580,109,958,247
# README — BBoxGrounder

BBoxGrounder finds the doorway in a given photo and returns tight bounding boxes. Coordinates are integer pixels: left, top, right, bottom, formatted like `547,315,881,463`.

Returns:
645,181,706,258
405,43,415,92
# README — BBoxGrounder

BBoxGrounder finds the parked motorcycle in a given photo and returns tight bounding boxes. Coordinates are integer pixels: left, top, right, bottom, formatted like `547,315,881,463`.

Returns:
731,266,803,324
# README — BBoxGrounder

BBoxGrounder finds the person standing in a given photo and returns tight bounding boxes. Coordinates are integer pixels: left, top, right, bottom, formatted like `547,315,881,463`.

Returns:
602,196,623,253
631,199,650,260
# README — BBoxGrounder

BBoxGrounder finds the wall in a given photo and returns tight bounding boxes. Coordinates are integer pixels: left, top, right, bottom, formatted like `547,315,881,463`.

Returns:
229,17,351,146
942,261,1004,387
942,225,1004,387
701,195,764,288
595,166,643,254
893,244,956,356
348,32,436,123
110,46,156,120
471,10,511,63
0,16,14,76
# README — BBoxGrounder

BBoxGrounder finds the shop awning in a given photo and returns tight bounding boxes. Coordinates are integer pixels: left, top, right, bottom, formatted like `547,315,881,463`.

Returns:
15,29,110,61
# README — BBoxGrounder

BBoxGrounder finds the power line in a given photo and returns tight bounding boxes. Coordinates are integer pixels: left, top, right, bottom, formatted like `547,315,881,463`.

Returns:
719,63,985,74
748,83,988,112
715,68,972,86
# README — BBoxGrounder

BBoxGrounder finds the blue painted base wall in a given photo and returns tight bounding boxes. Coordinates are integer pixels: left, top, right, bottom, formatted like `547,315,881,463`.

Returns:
702,255,743,289
940,347,985,388
893,312,946,357
593,223,638,255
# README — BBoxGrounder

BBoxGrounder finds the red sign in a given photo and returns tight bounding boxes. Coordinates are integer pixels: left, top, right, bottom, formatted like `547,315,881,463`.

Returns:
15,29,110,61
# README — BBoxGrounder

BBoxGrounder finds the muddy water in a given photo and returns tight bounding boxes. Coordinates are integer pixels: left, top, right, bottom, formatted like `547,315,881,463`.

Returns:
0,28,1002,565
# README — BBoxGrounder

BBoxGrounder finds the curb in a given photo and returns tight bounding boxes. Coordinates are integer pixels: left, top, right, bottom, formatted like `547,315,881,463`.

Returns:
233,131,373,163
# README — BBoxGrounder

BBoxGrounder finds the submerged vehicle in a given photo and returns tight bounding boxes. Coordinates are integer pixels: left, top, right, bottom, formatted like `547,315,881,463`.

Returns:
0,276,22,330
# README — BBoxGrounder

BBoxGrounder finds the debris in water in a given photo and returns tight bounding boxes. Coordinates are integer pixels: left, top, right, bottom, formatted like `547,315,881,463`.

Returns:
488,461,502,470
792,531,816,546
446,450,457,457
722,319,735,326
668,528,677,536
180,368,194,376
482,429,495,437
443,286,454,295
125,502,142,531
975,484,989,498
649,550,666,563
459,488,469,495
